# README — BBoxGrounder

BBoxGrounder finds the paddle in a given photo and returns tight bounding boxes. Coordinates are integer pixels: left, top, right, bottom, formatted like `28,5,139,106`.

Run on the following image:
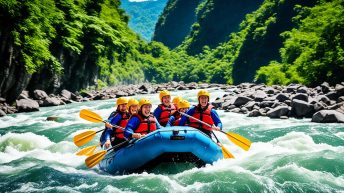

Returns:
211,130,234,158
76,143,100,156
180,112,251,151
85,140,130,168
74,109,123,147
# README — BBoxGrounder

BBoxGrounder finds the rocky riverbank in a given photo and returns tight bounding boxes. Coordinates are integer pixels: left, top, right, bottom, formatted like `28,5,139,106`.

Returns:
1,81,344,123
212,82,344,123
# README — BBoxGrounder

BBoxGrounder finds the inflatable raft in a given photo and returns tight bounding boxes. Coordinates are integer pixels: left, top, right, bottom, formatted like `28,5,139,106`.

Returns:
98,126,223,174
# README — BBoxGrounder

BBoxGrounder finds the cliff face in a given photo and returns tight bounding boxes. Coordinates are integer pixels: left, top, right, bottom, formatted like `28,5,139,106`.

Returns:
153,0,202,49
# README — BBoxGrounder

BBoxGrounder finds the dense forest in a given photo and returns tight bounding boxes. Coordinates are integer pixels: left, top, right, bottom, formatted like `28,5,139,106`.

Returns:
0,0,343,104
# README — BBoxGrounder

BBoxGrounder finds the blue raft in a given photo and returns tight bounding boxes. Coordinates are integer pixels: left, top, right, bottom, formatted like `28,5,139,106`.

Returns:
98,126,223,174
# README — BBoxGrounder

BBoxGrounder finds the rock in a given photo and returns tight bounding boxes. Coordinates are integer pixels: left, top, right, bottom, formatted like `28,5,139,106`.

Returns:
42,97,62,107
265,88,275,94
230,108,241,113
263,96,276,101
259,101,275,108
335,84,344,97
284,100,291,106
291,99,314,118
325,92,338,101
321,82,330,93
0,97,6,103
253,90,267,102
240,107,249,114
297,86,308,93
243,101,256,111
259,108,267,116
286,85,299,93
311,110,344,123
139,84,149,92
316,95,331,105
46,116,59,121
176,85,188,90
233,96,252,106
212,98,224,109
16,99,39,112
0,109,6,117
115,91,128,97
20,91,30,98
267,106,289,118
80,91,94,98
33,90,48,100
276,93,290,102
280,116,289,119
337,96,344,103
314,102,326,111
60,97,73,104
248,109,261,117
292,93,309,102
61,89,72,99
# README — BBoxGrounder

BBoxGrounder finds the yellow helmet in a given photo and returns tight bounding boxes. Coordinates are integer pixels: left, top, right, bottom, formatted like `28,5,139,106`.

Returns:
139,98,152,109
116,97,128,106
172,96,182,105
197,89,210,99
159,90,171,102
127,98,139,108
178,99,190,109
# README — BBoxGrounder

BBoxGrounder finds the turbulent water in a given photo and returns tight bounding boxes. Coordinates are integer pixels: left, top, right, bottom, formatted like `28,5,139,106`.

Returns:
0,89,343,193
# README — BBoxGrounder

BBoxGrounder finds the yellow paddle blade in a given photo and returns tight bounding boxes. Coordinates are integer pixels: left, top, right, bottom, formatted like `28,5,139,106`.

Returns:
220,144,235,159
73,130,96,147
76,144,100,156
79,109,103,123
225,132,251,151
85,150,107,168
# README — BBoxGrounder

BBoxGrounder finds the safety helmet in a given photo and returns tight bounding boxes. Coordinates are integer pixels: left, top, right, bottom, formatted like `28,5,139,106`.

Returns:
139,98,152,109
172,96,182,105
116,97,128,106
159,90,171,102
178,99,190,109
197,90,210,99
127,98,139,108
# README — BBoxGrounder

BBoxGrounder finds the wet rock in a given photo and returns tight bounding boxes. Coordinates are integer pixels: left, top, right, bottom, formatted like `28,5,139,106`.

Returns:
321,82,330,93
292,93,309,102
325,92,338,101
253,90,267,102
80,91,94,98
42,97,63,107
212,98,225,109
316,95,331,105
248,109,261,117
337,96,344,103
46,116,59,121
265,88,275,94
230,108,241,113
33,90,48,100
0,109,6,117
286,85,299,93
335,84,344,97
61,89,73,100
297,86,308,93
259,101,275,108
240,107,249,114
276,93,289,102
267,106,289,118
16,99,39,112
291,99,314,118
233,96,252,106
314,102,326,111
311,110,344,123
243,101,256,111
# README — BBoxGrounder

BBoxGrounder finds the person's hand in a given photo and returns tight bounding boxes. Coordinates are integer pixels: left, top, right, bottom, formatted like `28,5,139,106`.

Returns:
104,139,111,148
105,122,112,129
132,133,144,139
212,124,221,131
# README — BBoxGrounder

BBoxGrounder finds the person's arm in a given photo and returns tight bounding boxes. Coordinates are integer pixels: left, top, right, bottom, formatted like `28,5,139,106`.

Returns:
166,116,175,127
124,117,140,139
109,114,122,127
153,106,162,120
211,109,222,130
155,117,163,130
179,107,195,126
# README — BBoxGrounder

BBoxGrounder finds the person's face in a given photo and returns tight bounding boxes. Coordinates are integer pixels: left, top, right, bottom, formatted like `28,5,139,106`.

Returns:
162,95,171,106
129,105,138,115
119,104,127,112
141,104,152,116
179,108,188,113
199,96,209,107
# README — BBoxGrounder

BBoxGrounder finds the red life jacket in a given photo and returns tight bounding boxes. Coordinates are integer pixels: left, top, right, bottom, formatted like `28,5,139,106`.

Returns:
133,113,157,135
172,111,182,126
113,111,130,139
188,104,214,131
158,104,177,126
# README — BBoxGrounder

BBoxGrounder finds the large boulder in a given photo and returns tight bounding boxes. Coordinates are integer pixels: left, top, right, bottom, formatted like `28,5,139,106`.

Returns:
0,109,6,117
292,93,309,102
16,99,39,112
253,90,267,102
311,110,344,123
291,99,314,118
325,91,338,101
115,91,128,97
248,109,261,117
61,89,73,100
321,82,331,93
42,97,63,107
33,90,48,100
335,84,344,97
296,86,308,94
233,96,252,106
276,93,290,102
267,106,290,118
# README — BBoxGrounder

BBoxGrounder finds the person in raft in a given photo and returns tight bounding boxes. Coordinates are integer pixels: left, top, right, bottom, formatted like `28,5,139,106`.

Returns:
166,99,190,127
172,96,182,109
124,98,163,139
179,90,222,137
100,97,130,148
127,98,139,116
153,90,177,127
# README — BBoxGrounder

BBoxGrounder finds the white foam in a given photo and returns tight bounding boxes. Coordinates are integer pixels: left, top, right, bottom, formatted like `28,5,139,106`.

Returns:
0,162,36,174
0,132,54,152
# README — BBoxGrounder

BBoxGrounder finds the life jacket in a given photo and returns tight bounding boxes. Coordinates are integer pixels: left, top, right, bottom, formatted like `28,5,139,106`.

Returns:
188,104,214,131
158,104,177,126
172,111,182,126
133,112,157,135
112,111,130,139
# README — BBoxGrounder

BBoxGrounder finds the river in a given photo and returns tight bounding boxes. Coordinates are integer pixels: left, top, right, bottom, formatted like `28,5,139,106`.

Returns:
0,88,343,192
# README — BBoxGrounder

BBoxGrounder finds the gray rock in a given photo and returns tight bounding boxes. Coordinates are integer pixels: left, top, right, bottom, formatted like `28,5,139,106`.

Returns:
46,116,59,121
291,99,314,118
335,84,344,97
0,98,6,103
292,93,309,102
0,109,6,117
314,102,326,111
267,106,289,118
284,100,291,106
286,85,299,93
212,98,224,109
176,85,188,90
80,91,94,98
297,86,308,93
115,91,128,97
337,96,344,103
253,90,267,102
61,89,72,99
325,92,338,101
248,109,261,117
243,101,256,111
233,96,252,106
240,107,249,114
42,97,62,107
276,93,290,102
16,99,39,112
230,108,241,113
312,110,344,123
260,101,275,108
265,88,275,94
321,82,330,93
33,90,48,100
316,95,331,105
